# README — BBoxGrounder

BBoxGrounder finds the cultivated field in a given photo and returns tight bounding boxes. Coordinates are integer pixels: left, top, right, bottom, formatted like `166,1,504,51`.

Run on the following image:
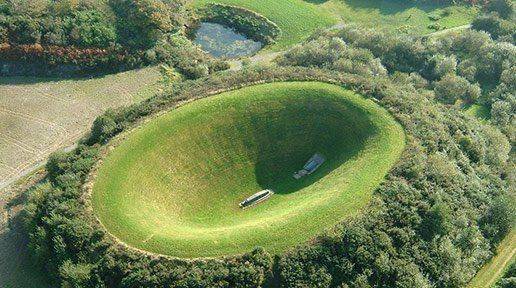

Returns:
0,68,160,288
0,67,161,189
193,0,478,50
92,82,406,258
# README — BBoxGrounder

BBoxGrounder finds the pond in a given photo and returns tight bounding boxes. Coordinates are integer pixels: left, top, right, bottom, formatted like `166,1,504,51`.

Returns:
193,22,263,59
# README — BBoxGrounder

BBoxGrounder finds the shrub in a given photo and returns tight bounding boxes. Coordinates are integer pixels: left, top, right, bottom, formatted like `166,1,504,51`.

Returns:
276,37,387,77
109,0,181,49
0,0,200,77
68,10,117,48
481,195,516,244
24,66,512,287
486,0,514,19
200,4,280,45
434,74,480,104
471,13,516,40
7,15,41,44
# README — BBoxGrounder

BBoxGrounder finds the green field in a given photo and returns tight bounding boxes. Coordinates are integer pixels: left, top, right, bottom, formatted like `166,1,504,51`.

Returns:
92,82,405,258
322,0,478,35
192,0,337,50
192,0,478,50
468,230,516,288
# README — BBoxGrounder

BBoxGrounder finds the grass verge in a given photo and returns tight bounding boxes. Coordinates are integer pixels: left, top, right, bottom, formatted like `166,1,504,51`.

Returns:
468,229,516,288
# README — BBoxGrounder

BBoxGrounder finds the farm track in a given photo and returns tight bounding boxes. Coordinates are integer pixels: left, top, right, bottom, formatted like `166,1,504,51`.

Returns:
468,229,516,288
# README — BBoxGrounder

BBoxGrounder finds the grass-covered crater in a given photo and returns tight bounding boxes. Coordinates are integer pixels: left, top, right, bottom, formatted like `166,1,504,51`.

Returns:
91,81,405,258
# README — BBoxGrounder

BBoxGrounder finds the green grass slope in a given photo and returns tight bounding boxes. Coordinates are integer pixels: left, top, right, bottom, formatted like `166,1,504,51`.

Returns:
322,0,478,35
92,82,405,258
192,0,478,50
468,230,516,288
192,0,337,50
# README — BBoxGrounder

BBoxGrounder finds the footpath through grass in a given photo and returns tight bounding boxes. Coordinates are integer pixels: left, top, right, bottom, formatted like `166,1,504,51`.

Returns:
468,230,516,288
92,82,405,258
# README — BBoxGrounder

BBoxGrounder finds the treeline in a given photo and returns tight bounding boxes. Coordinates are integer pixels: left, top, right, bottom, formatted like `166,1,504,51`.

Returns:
0,0,183,49
24,63,513,286
0,0,227,77
471,0,515,42
277,13,515,143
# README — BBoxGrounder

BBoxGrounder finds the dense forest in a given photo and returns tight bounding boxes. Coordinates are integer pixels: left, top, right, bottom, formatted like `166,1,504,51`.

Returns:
276,2,514,143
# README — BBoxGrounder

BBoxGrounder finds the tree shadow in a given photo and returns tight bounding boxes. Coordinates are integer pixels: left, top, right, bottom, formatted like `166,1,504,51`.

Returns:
0,192,51,288
343,0,454,15
0,63,149,85
0,74,115,85
304,0,330,4
0,76,64,85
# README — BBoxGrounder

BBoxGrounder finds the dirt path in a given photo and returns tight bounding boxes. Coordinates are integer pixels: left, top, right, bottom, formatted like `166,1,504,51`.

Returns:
468,229,516,288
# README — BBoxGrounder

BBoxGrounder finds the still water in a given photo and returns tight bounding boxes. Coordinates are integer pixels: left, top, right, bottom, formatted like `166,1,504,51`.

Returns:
193,22,263,58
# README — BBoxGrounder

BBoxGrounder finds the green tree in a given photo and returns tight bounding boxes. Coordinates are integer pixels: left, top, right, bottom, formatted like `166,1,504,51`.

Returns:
68,9,116,48
421,202,453,240
486,0,514,19
59,261,92,288
8,15,41,44
434,74,480,105
109,0,179,49
482,196,515,244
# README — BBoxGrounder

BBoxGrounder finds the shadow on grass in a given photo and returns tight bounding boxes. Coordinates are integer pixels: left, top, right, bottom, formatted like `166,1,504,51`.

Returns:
0,66,152,86
343,0,455,15
249,94,377,195
304,0,330,4
0,74,115,86
0,192,51,288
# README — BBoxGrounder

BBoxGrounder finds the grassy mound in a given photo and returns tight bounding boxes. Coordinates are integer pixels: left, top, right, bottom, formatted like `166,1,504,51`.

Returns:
92,82,405,258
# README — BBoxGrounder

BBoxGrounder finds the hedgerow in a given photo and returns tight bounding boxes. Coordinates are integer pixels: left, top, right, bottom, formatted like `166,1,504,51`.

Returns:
22,62,513,286
0,0,226,77
198,3,280,45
